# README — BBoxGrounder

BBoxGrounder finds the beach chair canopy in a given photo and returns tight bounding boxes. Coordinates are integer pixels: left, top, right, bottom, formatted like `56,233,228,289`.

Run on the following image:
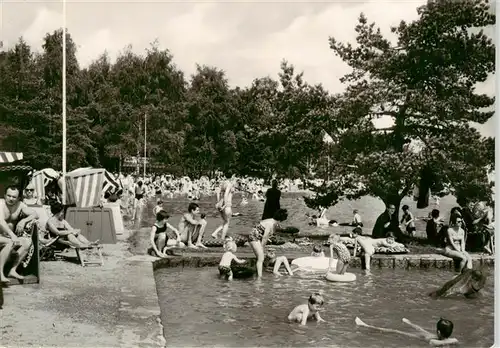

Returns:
0,152,32,196
0,151,23,164
30,168,60,199
63,168,122,208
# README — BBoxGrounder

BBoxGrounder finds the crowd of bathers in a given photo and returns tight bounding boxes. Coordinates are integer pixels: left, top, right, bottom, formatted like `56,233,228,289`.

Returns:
139,175,488,347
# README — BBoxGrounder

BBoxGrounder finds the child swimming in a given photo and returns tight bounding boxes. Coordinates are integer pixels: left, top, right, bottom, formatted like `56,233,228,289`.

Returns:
264,248,294,276
327,233,351,275
288,293,326,325
355,317,458,346
311,245,325,257
218,240,246,281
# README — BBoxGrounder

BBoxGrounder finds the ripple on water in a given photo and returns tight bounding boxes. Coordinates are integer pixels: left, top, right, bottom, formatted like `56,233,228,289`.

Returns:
155,267,494,348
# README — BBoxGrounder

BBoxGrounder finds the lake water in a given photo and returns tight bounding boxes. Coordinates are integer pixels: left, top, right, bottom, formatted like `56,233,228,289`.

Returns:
154,267,494,347
143,193,493,347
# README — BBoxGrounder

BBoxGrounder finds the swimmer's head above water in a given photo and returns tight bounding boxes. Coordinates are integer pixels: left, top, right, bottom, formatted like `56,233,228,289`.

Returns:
436,318,453,340
308,293,324,312
312,245,323,253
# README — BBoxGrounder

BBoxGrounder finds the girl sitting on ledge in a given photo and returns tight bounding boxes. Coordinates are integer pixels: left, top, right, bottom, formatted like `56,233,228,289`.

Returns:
149,210,180,257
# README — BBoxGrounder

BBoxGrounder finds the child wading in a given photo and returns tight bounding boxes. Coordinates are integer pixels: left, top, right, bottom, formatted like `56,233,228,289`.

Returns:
327,233,351,275
288,293,326,325
218,239,246,281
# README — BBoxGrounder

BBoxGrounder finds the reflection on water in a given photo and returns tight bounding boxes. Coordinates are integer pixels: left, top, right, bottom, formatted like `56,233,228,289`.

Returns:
155,267,494,348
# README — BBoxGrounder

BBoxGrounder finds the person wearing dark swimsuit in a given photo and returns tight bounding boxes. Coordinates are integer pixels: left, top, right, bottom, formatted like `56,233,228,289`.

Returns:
46,203,92,248
149,210,180,257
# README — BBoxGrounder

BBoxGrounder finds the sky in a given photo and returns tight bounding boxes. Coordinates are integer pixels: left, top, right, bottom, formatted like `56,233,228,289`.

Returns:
1,0,497,136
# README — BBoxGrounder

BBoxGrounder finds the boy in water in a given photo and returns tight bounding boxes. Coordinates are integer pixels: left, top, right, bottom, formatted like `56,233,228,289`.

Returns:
356,317,458,346
288,293,326,325
218,240,246,281
264,248,294,276
311,245,325,257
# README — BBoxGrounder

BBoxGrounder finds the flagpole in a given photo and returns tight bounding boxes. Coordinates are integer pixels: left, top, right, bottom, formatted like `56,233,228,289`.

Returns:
143,113,147,177
327,146,330,183
62,0,67,204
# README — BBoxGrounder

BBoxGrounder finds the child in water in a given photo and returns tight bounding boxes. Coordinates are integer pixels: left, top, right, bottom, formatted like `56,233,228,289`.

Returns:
356,317,458,346
311,245,325,257
218,240,246,281
264,248,294,276
288,293,326,325
327,233,351,275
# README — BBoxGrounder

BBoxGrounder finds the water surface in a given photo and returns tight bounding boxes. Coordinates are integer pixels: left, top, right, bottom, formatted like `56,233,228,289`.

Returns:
155,267,494,347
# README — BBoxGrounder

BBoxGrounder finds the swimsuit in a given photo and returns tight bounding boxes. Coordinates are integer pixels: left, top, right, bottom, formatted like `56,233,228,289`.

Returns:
446,229,463,249
333,242,351,263
154,223,176,240
218,265,232,277
135,186,144,200
248,223,266,242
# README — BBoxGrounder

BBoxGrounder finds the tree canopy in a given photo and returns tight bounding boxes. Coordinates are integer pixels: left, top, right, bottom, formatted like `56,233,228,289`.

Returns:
0,0,495,210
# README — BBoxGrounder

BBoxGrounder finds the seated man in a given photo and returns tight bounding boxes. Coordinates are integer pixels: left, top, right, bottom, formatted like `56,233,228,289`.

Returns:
178,203,207,249
0,185,38,283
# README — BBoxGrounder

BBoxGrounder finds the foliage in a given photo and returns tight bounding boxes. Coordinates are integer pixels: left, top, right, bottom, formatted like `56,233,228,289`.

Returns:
322,0,495,214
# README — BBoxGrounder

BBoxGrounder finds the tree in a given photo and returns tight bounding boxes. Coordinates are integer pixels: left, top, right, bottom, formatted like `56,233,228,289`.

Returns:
238,62,336,181
183,65,240,176
324,0,495,218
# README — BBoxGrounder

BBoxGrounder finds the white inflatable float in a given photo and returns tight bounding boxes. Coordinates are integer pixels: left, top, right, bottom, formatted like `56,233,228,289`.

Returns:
291,256,356,282
325,271,356,282
291,256,333,272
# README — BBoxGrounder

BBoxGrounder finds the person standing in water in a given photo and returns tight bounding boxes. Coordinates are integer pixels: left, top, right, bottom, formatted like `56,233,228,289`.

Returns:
211,178,235,240
261,179,281,220
248,208,288,278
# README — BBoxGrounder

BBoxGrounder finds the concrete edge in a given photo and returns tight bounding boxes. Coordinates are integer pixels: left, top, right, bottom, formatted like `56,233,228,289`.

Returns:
151,253,495,271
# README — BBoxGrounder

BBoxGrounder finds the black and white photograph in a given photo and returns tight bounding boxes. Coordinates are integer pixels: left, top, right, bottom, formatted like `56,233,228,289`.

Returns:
0,0,497,347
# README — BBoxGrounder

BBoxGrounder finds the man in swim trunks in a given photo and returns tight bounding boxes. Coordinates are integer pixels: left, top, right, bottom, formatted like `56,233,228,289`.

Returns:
178,203,207,249
0,185,38,283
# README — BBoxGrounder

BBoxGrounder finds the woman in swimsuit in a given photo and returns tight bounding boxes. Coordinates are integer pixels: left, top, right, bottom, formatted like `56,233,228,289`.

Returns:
132,181,146,221
248,208,288,278
46,203,92,248
211,180,235,240
442,213,472,272
149,210,180,257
